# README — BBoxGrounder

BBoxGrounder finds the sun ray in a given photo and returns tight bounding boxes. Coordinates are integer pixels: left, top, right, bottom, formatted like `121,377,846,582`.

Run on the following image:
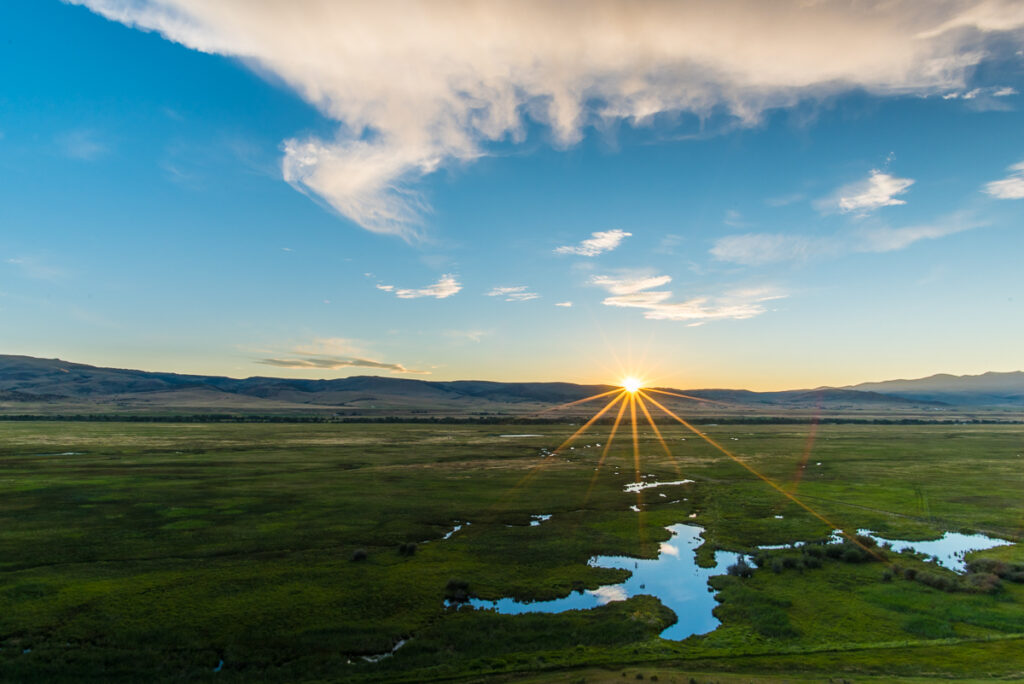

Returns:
550,391,626,456
645,387,730,406
639,390,882,559
635,391,681,479
628,393,646,539
533,388,623,415
584,392,631,503
505,391,627,499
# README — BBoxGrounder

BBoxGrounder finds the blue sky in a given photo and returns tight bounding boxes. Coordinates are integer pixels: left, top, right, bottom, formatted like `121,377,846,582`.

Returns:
2,1,1023,390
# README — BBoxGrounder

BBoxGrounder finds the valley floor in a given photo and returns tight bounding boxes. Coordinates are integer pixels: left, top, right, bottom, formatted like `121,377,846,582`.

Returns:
1,421,1022,682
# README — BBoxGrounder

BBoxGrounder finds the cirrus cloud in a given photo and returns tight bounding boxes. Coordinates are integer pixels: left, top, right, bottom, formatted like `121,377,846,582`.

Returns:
983,160,1024,199
486,285,539,301
555,229,631,256
591,272,783,322
832,170,915,214
71,0,1024,237
256,337,429,374
376,273,462,299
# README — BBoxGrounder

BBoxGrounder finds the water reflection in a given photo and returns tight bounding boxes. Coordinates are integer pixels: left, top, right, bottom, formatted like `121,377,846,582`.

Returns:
459,524,744,640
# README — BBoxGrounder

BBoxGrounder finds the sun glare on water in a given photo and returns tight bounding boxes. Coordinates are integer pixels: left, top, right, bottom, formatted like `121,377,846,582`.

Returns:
621,376,643,393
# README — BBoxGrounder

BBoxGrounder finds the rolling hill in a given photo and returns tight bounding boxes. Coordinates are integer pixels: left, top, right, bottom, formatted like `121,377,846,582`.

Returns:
0,354,1019,416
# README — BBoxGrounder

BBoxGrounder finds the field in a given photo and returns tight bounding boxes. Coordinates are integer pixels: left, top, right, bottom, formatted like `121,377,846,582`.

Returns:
1,420,1023,682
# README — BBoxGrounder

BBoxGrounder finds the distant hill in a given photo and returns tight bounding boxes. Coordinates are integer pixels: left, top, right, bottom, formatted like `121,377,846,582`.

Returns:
846,371,1024,407
0,354,1016,416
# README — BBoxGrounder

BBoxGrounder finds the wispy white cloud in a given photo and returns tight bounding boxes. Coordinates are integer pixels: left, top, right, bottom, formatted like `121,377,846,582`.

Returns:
486,285,539,301
590,274,671,295
445,329,489,343
5,256,66,281
711,213,984,265
942,85,1018,99
710,234,838,265
829,170,915,214
765,192,806,207
256,337,429,374
378,274,462,299
55,129,108,161
555,301,573,307
983,161,1024,199
555,229,632,256
591,272,783,322
73,0,1024,236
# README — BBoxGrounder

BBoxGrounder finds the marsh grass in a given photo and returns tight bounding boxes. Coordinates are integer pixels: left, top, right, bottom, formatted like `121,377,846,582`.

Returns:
0,421,1022,681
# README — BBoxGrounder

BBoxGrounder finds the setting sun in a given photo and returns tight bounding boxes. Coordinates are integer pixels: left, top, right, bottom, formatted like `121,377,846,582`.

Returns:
621,376,643,393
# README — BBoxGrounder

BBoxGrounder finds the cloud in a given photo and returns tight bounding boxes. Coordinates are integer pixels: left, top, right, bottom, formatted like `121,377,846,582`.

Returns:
555,301,573,307
710,234,839,265
445,329,489,343
765,192,806,207
256,337,429,374
555,229,631,256
55,129,107,160
72,1,1024,236
5,257,66,281
591,272,783,322
830,170,915,214
486,285,539,301
711,213,984,264
983,161,1024,199
378,274,462,299
942,85,1018,99
590,274,672,295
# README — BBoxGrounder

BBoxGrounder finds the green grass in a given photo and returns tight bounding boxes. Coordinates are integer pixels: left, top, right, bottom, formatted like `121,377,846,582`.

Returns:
0,421,1022,681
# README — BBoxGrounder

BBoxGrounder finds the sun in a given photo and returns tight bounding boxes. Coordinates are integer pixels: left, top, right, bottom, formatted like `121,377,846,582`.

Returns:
621,376,643,393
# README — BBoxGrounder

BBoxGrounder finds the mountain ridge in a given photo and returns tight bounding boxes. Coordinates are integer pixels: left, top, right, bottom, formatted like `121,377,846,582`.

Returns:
1,355,1021,413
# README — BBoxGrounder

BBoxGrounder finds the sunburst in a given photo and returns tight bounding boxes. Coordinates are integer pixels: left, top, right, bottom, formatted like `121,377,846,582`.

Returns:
520,376,882,559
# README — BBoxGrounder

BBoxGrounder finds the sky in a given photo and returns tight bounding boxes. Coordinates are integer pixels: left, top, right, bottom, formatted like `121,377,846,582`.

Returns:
1,0,1023,390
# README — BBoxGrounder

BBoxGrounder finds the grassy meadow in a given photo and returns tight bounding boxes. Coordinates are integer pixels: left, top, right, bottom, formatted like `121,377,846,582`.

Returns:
1,420,1023,682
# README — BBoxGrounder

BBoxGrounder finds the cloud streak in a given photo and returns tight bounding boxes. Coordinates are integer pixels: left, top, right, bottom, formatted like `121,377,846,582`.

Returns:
378,274,462,299
257,338,428,374
711,213,985,265
486,286,539,301
983,161,1024,199
73,0,1024,236
591,273,783,322
555,229,631,256
833,170,915,214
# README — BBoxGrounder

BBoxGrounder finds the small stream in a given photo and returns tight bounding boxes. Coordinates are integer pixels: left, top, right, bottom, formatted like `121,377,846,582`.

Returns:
456,524,745,640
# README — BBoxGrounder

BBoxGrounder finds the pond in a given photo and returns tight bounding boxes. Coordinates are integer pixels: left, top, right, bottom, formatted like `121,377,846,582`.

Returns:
858,529,1011,573
457,524,745,640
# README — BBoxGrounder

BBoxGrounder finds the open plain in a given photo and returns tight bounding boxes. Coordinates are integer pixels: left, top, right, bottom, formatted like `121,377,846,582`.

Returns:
2,420,1022,682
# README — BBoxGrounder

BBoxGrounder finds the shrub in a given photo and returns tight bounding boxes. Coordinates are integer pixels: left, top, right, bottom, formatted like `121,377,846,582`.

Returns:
350,548,367,562
398,542,417,556
881,569,893,582
841,546,868,563
916,571,955,592
801,554,822,569
445,578,471,603
854,534,877,548
803,545,824,559
903,567,917,580
962,572,1002,593
771,559,785,574
727,558,754,578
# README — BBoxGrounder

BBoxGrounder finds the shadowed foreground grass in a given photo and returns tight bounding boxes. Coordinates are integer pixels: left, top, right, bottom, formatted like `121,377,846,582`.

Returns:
1,421,1022,681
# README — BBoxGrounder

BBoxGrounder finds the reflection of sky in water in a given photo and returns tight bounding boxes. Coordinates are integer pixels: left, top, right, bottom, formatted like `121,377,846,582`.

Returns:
462,524,743,640
858,529,1011,573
